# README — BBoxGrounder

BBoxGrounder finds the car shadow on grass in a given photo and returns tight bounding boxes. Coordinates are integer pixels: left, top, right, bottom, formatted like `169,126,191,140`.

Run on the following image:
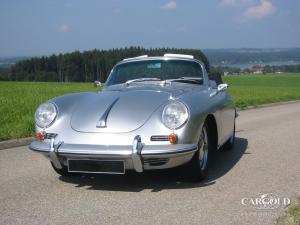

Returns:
59,137,248,192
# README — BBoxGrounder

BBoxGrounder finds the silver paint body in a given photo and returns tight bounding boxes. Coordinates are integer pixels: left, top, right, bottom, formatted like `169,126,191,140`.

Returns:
29,56,235,172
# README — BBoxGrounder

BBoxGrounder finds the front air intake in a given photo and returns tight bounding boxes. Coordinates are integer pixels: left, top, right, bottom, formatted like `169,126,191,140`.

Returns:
150,135,169,141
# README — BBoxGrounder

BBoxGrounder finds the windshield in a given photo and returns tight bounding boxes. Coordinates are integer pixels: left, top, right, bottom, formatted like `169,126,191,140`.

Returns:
106,59,203,86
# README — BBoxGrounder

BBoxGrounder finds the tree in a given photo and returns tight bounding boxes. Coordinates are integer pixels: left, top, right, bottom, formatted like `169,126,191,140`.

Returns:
10,47,210,82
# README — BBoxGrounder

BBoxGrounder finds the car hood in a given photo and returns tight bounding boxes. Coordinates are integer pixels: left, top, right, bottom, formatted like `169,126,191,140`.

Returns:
71,84,192,133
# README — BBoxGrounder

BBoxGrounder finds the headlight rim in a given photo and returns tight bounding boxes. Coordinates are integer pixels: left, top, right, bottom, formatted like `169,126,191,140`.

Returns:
162,100,189,130
35,102,58,128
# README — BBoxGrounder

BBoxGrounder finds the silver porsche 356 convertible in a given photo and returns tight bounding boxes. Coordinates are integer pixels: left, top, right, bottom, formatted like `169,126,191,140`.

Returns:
29,53,236,181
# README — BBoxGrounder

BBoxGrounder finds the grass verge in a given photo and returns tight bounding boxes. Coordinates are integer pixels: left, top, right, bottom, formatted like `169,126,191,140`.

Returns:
277,197,300,225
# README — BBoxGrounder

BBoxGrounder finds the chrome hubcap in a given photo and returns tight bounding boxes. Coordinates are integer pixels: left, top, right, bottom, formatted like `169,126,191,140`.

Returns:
199,127,208,170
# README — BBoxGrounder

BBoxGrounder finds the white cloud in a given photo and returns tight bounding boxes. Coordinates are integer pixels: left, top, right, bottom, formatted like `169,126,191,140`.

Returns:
161,1,177,9
220,0,253,7
60,24,71,33
243,0,276,20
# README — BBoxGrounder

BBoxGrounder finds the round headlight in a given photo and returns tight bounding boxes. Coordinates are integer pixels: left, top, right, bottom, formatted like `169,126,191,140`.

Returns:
162,101,189,130
35,102,57,128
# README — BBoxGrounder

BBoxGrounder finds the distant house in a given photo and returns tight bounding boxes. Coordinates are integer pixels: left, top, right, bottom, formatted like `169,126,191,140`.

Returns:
250,67,264,74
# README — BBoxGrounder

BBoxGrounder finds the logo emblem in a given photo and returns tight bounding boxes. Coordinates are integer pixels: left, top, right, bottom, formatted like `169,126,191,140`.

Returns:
241,193,290,210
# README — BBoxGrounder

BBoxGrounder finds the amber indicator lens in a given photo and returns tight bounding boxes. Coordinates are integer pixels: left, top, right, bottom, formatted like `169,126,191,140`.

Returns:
168,133,177,143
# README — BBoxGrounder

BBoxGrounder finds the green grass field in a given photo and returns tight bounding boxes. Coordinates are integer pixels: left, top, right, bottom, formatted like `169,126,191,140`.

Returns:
1,73,300,140
0,82,93,140
224,73,300,108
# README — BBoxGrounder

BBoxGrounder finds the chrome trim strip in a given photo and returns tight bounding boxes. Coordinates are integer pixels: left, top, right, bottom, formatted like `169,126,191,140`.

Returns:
49,134,63,169
59,144,132,155
29,140,195,171
131,135,143,173
142,145,198,156
123,55,148,61
29,141,197,158
96,97,119,128
164,53,194,59
29,142,50,152
150,135,169,141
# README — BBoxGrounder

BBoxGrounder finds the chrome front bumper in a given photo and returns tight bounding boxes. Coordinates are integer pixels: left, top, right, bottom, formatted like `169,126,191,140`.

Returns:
29,135,198,173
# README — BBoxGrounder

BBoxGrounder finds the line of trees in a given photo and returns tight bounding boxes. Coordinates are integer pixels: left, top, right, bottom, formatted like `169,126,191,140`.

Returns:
8,47,209,82
0,67,10,81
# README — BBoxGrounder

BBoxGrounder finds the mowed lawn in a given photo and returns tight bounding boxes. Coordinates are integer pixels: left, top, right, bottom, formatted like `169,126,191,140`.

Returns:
1,73,300,140
223,73,300,108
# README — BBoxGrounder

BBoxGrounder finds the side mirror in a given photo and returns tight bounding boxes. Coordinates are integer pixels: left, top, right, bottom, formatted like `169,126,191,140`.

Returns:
217,83,228,92
94,80,102,88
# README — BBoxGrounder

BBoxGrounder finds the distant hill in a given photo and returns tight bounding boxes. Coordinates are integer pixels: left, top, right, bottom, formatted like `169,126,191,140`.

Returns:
1,48,300,69
0,56,30,68
203,48,300,68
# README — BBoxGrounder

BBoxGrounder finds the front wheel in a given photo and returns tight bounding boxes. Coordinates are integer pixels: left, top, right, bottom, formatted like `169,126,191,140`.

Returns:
184,122,212,182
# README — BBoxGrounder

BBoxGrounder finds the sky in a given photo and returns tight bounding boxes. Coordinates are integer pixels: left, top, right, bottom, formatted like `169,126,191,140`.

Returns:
0,0,299,57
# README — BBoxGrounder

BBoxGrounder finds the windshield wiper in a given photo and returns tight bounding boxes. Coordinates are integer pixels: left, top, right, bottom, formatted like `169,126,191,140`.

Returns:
163,77,203,85
125,77,161,86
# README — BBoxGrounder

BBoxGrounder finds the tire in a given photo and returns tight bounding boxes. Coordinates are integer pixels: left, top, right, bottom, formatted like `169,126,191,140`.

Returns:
221,121,235,151
184,121,213,182
51,162,76,177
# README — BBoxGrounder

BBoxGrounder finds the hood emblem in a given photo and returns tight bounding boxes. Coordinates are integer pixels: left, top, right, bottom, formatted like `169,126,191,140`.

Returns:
96,98,119,128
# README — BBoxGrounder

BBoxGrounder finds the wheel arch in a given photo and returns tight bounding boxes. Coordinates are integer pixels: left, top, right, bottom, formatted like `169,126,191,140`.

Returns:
205,114,218,150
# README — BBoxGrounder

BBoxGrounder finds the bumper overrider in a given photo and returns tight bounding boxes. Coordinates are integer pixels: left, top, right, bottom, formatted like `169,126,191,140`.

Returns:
29,135,198,174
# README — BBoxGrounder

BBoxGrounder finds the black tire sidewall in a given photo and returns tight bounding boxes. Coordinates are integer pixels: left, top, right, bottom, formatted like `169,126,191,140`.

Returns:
184,122,213,182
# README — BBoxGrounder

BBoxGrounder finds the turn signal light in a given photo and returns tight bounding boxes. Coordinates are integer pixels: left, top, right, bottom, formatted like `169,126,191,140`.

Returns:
36,132,44,140
168,133,177,144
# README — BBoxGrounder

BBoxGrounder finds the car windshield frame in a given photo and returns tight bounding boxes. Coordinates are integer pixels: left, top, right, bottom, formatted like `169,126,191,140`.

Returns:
105,59,204,87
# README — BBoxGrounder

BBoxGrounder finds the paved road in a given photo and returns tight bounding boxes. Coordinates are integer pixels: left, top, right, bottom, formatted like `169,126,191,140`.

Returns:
1,102,300,225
